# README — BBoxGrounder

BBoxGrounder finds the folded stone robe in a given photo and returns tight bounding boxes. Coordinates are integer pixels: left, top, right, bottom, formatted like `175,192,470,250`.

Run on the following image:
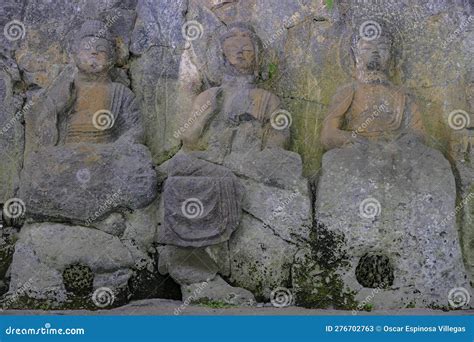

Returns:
161,154,243,247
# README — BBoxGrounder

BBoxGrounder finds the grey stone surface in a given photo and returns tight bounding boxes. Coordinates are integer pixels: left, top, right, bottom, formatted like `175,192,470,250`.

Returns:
0,227,18,296
129,0,188,163
19,142,157,225
205,242,231,278
157,245,218,285
229,213,298,301
457,160,474,285
0,67,23,203
181,275,255,307
313,139,472,309
122,197,161,251
92,213,127,237
239,176,311,245
224,148,306,190
223,147,312,300
8,223,134,302
1,299,472,316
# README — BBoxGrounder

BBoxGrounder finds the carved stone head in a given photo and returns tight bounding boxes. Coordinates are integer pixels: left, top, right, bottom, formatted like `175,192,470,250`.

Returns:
351,24,393,77
220,23,261,77
73,20,116,75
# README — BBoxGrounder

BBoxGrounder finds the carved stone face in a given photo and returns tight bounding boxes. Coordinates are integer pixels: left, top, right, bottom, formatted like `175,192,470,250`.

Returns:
74,37,113,75
222,31,256,75
354,38,391,73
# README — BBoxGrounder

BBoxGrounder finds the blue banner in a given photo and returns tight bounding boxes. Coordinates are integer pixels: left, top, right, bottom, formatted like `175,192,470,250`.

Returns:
0,315,472,341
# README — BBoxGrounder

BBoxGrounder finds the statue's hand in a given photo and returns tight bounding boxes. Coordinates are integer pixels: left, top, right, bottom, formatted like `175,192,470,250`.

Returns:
46,64,76,111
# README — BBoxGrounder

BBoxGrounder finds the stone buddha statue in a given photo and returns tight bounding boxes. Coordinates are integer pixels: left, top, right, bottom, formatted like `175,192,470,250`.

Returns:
158,23,311,304
310,26,471,309
181,23,289,158
321,31,425,150
161,23,292,248
25,21,143,152
20,19,157,224
8,20,158,307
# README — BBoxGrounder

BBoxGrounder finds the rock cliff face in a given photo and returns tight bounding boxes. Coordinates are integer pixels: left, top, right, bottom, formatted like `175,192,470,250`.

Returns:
0,0,472,310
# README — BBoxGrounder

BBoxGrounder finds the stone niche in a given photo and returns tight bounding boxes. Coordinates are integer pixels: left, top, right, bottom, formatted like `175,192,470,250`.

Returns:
0,0,472,311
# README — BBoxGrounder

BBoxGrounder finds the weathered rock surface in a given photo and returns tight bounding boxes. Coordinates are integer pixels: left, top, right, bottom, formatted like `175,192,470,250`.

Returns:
224,148,312,300
0,63,23,203
181,276,255,307
312,139,472,309
157,245,218,286
457,160,474,286
0,227,18,297
8,223,134,304
229,213,298,301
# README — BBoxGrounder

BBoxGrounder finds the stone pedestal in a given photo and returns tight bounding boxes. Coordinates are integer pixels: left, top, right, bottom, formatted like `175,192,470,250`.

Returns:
309,139,472,309
157,148,313,301
19,143,157,225
5,139,160,308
